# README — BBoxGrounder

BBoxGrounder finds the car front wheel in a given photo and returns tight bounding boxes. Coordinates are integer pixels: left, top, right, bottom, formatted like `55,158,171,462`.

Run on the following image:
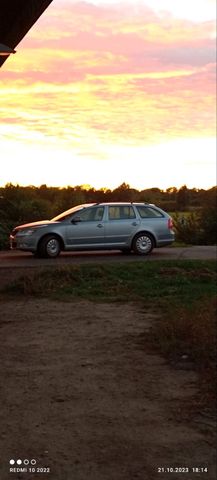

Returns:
38,235,61,258
132,233,154,255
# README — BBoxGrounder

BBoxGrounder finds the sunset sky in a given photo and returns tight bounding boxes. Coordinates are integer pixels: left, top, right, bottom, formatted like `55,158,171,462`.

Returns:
0,0,216,190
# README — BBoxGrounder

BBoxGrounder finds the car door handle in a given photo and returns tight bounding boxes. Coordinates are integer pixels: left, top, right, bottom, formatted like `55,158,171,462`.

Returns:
97,223,103,228
132,222,138,226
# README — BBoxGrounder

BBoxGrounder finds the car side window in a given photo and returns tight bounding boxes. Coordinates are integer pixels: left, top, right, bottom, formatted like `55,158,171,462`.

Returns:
78,206,104,222
136,206,163,218
108,206,136,220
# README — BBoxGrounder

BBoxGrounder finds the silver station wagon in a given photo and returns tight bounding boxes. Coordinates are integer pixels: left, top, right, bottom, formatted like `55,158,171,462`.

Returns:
10,202,175,258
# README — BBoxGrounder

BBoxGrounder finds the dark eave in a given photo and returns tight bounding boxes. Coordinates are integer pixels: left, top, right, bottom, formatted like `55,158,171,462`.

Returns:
0,0,53,67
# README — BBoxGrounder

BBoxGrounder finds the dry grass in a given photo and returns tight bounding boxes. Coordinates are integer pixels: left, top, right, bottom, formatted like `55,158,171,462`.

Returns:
151,297,216,362
148,297,217,411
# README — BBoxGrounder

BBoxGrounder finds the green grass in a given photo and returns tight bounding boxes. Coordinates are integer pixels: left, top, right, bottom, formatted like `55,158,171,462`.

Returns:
4,259,216,307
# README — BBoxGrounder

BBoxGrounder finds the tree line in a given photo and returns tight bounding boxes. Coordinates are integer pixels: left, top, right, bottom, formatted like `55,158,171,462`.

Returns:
0,182,216,249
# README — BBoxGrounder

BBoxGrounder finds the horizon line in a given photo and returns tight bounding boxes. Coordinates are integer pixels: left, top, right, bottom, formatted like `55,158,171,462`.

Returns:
0,182,216,192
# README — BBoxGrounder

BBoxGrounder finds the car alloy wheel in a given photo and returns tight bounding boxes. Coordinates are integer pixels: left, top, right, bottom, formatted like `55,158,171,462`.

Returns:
133,233,154,255
39,234,61,258
46,238,60,257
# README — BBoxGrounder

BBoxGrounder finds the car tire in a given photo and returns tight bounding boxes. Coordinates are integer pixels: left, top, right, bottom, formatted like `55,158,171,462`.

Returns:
132,233,154,255
38,235,61,258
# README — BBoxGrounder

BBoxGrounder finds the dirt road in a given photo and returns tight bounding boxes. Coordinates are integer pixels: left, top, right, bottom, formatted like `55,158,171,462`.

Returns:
0,299,216,480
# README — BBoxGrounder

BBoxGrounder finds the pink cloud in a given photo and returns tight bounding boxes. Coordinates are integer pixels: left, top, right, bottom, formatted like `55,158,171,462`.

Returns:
14,1,215,67
1,0,214,90
0,0,215,148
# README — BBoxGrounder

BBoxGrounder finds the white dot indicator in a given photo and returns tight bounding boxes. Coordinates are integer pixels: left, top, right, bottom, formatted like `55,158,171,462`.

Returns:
9,460,15,465
17,459,22,465
31,459,36,465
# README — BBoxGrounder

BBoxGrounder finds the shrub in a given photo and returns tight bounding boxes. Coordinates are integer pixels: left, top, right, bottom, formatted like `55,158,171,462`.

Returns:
199,206,217,245
173,207,217,245
173,211,202,244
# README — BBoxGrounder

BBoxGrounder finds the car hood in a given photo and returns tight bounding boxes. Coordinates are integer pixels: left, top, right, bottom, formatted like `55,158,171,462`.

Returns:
14,220,53,231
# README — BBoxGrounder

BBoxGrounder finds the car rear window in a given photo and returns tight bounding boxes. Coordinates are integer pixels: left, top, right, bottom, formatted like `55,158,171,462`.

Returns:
136,206,163,218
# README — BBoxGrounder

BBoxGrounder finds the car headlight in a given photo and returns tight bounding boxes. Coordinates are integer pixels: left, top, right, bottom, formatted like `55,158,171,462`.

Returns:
17,229,36,236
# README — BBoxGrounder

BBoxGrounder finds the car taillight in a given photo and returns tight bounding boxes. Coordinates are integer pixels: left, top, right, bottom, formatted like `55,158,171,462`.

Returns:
168,218,173,229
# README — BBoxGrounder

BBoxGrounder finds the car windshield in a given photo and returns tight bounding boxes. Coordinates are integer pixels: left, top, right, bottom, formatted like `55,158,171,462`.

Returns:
51,204,95,222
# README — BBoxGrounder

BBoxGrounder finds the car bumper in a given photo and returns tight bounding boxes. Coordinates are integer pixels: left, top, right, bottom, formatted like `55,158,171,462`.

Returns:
156,233,175,247
9,234,37,252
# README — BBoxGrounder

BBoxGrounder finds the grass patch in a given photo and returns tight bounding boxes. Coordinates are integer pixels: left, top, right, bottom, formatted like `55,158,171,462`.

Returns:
3,259,216,307
149,297,216,365
146,297,217,413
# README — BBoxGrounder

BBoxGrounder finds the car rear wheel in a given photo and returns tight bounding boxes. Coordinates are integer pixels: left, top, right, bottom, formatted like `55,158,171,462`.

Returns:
38,235,61,258
132,233,154,255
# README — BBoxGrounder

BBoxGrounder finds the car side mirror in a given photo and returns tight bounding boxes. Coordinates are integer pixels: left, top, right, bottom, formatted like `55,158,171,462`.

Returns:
71,215,81,223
